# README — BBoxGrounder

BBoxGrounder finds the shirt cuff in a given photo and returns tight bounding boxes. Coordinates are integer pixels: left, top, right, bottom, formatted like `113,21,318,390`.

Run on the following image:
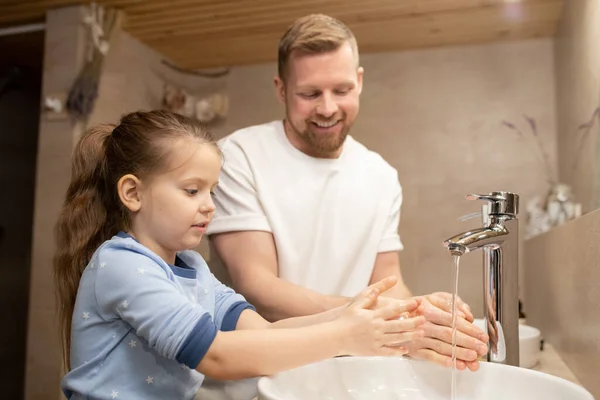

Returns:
176,314,218,368
378,235,403,252
207,214,272,235
221,301,256,331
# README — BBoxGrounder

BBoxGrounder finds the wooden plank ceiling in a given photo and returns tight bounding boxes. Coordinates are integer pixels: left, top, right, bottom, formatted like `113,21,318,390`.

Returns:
1,0,565,70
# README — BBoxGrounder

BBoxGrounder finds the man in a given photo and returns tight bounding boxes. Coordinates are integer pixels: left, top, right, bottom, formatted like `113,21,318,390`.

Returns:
207,14,487,371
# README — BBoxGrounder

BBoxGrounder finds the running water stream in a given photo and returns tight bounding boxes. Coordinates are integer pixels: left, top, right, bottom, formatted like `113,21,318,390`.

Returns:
450,255,461,400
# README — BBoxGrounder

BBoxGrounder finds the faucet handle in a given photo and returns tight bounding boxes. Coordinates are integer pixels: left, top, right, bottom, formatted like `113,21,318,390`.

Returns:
458,211,482,222
466,193,505,202
466,192,519,217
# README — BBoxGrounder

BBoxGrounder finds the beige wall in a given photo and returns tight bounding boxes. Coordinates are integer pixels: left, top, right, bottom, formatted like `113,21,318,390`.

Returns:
87,30,162,126
554,0,600,212
211,38,558,317
524,209,600,398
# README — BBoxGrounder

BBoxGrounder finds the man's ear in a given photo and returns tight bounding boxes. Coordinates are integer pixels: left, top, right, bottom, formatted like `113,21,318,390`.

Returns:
274,75,286,104
356,66,364,95
117,174,143,212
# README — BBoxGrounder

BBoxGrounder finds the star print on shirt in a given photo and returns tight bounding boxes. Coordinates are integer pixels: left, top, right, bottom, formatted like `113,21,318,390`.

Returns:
111,390,119,399
100,262,106,269
89,262,96,269
128,340,137,348
120,300,129,309
137,267,146,275
82,312,90,320
146,376,154,384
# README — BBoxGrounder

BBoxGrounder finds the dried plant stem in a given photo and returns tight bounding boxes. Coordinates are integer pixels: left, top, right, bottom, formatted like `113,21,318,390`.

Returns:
503,108,600,187
568,107,600,183
66,7,119,123
501,119,555,185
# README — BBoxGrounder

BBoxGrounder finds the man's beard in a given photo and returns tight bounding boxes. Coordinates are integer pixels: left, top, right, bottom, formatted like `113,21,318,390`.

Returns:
287,113,351,157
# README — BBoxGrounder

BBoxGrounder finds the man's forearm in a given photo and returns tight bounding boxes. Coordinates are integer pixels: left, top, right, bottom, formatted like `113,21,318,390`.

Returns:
241,275,351,321
370,251,411,299
384,281,412,299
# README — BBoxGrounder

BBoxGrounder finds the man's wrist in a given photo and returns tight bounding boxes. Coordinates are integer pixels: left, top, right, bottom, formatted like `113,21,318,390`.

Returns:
326,295,353,309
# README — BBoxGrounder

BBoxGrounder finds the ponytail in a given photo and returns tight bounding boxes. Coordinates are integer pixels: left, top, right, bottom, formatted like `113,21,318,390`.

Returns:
54,124,119,370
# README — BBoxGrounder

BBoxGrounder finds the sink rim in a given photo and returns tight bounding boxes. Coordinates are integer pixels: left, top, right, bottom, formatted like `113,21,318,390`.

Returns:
257,356,594,400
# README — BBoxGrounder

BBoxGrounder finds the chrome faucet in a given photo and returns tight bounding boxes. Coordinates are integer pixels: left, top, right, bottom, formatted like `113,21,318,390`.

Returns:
443,192,520,367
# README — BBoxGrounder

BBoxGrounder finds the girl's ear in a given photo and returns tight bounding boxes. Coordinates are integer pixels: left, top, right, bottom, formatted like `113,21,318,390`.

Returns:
117,174,143,212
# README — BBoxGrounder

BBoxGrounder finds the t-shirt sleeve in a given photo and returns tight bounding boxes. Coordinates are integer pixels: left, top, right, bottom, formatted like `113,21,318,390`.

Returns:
93,246,217,369
378,175,404,252
207,138,272,235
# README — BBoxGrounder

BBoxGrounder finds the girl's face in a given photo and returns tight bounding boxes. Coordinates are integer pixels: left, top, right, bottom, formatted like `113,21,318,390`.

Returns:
123,138,221,264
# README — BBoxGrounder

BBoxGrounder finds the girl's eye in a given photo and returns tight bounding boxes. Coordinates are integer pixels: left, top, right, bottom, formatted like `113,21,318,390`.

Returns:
185,189,198,195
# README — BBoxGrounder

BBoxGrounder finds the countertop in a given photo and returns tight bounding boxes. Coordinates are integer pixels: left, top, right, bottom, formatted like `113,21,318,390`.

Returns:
532,343,581,385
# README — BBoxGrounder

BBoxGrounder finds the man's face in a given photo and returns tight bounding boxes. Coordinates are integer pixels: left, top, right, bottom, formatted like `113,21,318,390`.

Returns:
275,42,363,158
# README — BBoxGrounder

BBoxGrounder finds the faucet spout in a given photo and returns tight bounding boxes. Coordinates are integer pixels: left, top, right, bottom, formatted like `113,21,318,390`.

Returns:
443,225,508,255
446,243,468,257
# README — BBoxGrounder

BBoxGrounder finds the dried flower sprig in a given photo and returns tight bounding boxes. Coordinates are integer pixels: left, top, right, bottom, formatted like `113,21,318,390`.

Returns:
501,115,557,185
568,107,600,183
66,4,119,124
501,107,600,187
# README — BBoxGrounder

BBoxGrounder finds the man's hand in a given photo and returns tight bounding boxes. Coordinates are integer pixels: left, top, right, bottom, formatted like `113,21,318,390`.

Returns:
404,292,489,371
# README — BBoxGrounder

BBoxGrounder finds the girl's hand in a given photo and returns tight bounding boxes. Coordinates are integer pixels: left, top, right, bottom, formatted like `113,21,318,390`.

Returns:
336,276,426,357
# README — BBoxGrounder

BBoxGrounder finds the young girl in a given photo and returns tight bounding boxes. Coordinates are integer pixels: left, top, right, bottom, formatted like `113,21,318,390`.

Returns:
54,110,425,400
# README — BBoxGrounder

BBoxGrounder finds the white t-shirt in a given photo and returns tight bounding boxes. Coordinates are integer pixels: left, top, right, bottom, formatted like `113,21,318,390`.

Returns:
207,120,403,297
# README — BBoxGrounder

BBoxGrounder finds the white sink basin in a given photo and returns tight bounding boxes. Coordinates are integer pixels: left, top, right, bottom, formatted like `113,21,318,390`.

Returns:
257,356,595,400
